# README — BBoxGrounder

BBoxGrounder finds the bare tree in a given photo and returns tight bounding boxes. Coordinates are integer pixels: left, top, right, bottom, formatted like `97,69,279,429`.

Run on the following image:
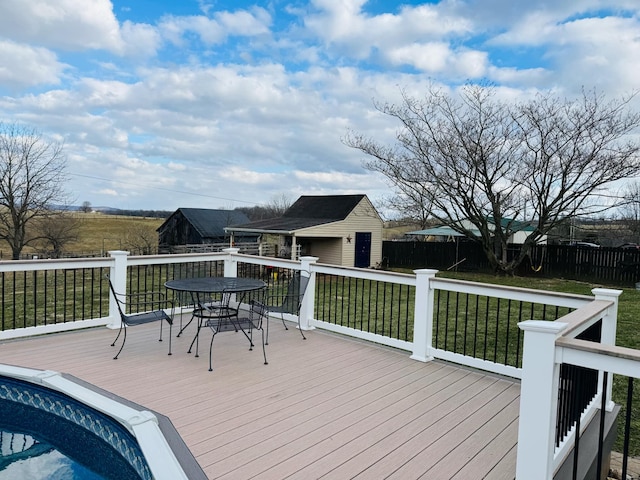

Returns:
80,201,92,213
34,213,79,258
266,193,292,217
381,192,433,229
0,122,70,259
345,85,640,274
124,224,158,255
237,193,293,220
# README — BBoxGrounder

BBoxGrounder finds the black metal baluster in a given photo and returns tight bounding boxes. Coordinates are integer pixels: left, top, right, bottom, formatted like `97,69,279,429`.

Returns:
434,289,441,346
444,291,451,351
596,372,608,480
453,291,460,352
494,298,501,363
483,296,490,360
571,366,582,480
462,293,469,356
63,270,67,323
72,269,77,321
1,272,5,330
32,269,37,326
404,285,411,342
21,272,27,328
622,377,633,480
473,294,479,357
504,300,512,365
515,302,524,368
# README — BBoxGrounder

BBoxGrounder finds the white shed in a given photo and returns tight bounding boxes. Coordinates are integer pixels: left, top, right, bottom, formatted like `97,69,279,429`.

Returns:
225,194,384,268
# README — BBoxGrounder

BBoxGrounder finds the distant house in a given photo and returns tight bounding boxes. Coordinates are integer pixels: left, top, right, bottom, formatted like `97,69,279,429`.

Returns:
225,194,384,268
157,208,257,253
407,218,547,245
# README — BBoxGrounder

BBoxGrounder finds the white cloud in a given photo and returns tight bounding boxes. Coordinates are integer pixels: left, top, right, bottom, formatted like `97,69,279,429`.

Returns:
305,0,471,59
120,21,161,58
1,1,639,210
159,8,271,47
490,13,640,94
216,7,271,36
0,0,123,52
159,15,225,46
551,16,640,94
0,40,66,88
387,42,451,72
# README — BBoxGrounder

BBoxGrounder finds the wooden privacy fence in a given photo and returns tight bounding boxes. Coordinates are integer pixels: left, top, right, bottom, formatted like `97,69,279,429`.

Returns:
383,241,640,286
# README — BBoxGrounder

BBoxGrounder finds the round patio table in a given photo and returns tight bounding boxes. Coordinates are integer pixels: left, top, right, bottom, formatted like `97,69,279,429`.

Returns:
164,277,266,356
165,277,265,295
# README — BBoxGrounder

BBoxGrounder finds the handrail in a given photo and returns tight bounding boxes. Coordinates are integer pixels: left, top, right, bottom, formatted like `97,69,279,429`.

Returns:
557,337,640,361
516,287,623,479
555,299,613,338
432,277,592,309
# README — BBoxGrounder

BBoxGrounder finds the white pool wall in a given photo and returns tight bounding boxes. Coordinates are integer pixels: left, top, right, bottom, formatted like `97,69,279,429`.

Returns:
0,363,189,480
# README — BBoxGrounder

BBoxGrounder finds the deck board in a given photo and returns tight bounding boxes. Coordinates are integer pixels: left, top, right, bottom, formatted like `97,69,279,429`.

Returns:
0,316,519,479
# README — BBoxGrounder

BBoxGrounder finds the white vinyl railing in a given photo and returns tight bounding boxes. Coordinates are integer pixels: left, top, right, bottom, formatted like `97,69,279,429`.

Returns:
0,248,636,479
516,288,626,479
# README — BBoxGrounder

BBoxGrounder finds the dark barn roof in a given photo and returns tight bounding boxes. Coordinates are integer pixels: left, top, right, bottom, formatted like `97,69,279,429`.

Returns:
158,208,254,241
225,195,368,234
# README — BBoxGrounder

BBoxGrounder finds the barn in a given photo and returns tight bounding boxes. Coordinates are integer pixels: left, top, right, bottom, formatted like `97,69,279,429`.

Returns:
157,208,257,253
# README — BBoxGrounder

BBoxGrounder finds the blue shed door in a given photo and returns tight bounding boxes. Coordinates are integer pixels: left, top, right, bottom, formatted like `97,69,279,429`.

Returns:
354,232,372,268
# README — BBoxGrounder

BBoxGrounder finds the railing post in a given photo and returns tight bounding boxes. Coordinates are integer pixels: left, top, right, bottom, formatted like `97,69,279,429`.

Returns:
410,269,438,362
592,288,622,411
298,256,319,331
108,250,130,329
223,248,240,277
516,320,567,480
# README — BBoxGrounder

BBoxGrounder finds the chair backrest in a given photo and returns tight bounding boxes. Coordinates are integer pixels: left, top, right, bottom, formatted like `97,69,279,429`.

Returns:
280,271,309,314
106,277,127,319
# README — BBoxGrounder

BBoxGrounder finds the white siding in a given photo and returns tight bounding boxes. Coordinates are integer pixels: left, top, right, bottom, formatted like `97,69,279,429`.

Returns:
306,238,342,265
294,197,383,267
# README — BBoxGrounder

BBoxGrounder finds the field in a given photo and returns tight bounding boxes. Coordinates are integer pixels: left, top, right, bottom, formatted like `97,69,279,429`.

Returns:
9,213,165,259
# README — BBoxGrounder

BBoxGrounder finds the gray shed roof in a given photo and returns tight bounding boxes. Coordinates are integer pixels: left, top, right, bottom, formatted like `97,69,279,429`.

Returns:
158,208,252,238
225,194,368,234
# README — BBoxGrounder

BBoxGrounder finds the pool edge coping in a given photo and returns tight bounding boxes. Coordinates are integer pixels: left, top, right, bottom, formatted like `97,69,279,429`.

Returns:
0,363,207,480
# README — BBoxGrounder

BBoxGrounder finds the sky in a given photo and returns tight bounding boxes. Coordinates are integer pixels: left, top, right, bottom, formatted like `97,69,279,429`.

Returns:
0,0,639,214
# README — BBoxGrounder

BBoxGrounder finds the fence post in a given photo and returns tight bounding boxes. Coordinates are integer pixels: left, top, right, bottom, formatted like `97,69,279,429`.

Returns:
223,248,240,277
108,250,130,329
299,256,319,331
410,269,438,362
516,319,567,480
592,288,622,411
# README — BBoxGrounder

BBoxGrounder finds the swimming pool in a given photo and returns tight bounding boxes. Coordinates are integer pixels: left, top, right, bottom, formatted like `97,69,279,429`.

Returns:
0,364,206,480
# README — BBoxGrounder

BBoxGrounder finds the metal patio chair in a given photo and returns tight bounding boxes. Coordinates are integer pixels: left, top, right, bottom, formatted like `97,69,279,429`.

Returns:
206,296,268,371
188,289,240,358
107,278,174,360
264,270,309,344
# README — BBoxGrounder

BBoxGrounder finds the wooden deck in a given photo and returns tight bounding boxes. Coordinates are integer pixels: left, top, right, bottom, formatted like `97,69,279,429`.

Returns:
0,317,519,479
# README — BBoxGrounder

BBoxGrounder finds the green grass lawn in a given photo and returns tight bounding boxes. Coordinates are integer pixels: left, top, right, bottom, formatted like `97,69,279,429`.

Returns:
433,270,640,350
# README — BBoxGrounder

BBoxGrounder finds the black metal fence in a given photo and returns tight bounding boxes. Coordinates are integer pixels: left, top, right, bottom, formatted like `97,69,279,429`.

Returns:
0,268,109,330
556,321,602,448
383,241,640,285
433,288,574,369
314,273,414,341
